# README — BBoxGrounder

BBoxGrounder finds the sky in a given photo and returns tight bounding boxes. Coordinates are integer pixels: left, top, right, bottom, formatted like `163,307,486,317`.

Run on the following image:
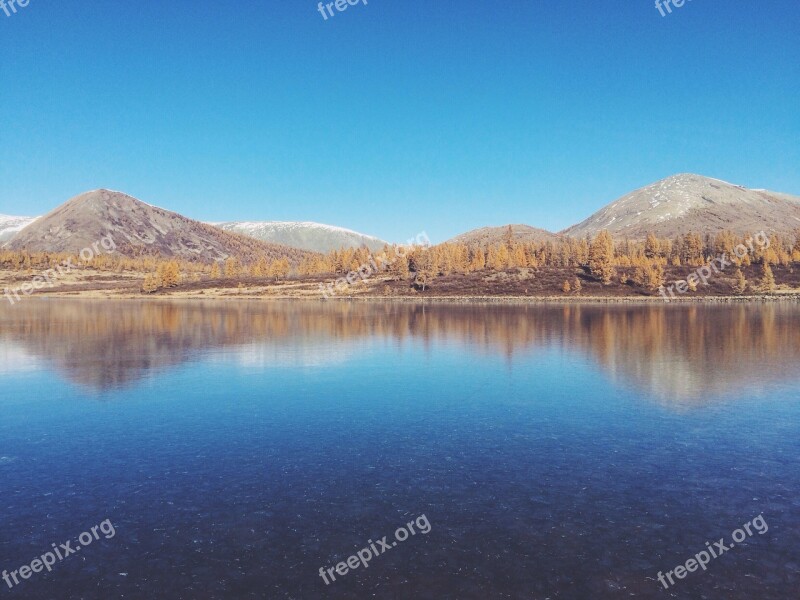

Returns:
0,0,798,243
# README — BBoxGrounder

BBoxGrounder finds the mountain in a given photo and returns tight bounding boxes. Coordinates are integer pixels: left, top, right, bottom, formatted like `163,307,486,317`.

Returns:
563,174,800,240
212,221,387,253
446,224,560,247
0,214,38,242
4,189,314,263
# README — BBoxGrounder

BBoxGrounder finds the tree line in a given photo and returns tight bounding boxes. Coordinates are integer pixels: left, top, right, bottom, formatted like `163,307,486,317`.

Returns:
1,227,798,293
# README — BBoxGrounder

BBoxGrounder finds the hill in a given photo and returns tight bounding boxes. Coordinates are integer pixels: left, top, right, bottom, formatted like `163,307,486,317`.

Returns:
212,221,387,253
563,174,800,240
4,190,313,263
446,224,560,247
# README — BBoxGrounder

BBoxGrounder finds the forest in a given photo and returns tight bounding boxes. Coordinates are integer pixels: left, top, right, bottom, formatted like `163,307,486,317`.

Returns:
1,228,799,296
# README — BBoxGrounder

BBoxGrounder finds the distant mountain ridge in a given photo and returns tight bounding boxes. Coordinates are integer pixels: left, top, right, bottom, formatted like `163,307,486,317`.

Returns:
212,221,387,253
0,214,38,242
4,190,314,263
3,175,798,258
562,174,800,240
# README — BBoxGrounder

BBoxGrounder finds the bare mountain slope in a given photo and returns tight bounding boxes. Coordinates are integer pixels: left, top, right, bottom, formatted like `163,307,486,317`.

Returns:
563,174,800,240
446,224,560,247
5,189,313,263
212,221,387,253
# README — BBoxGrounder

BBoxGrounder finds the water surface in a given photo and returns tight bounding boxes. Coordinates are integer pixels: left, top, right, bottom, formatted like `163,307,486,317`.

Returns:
1,300,798,599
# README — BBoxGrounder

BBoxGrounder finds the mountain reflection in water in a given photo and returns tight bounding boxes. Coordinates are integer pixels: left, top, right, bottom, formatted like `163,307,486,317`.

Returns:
1,300,798,405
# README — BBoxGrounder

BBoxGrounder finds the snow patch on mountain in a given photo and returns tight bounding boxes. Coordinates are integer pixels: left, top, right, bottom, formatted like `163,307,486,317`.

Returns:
0,215,39,243
562,174,800,239
211,221,388,253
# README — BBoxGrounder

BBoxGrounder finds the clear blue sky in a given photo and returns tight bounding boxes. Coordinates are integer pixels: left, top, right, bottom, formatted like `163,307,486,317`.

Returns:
1,0,798,243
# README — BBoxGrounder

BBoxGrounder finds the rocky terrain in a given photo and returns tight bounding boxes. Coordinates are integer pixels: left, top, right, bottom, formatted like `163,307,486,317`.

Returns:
4,190,313,263
563,174,800,240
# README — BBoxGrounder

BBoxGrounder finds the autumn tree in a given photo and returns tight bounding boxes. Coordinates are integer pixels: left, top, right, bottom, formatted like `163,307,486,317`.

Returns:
224,257,240,279
468,247,486,271
740,251,752,267
268,258,291,281
452,244,470,273
772,235,791,266
251,256,270,277
732,268,747,294
412,249,436,291
503,225,514,249
760,262,776,293
644,233,661,259
762,239,780,266
588,230,616,284
632,261,665,291
669,236,683,266
487,244,510,271
141,273,160,293
388,247,411,280
792,229,800,262
511,243,527,268
575,239,589,266
713,230,737,256
157,261,181,288
682,233,705,266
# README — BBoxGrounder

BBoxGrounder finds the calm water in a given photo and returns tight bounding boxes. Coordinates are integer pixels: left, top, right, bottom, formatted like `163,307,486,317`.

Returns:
0,300,798,599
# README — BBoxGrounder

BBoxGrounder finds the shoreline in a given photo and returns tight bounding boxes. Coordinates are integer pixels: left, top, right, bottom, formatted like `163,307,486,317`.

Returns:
13,292,800,305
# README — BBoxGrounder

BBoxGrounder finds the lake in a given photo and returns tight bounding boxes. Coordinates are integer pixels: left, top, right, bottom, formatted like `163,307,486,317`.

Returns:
1,300,798,599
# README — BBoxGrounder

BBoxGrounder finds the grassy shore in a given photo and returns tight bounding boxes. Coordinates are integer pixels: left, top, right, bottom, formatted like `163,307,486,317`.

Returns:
3,266,800,304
